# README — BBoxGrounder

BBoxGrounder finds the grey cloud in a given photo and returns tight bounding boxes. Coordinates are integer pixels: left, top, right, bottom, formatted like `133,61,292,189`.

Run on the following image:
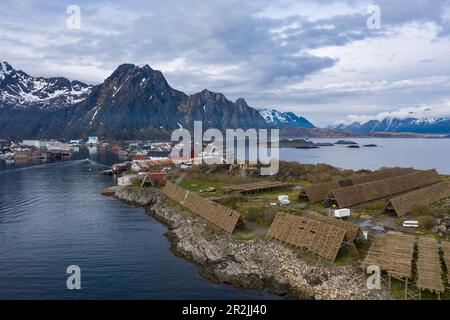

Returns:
1,0,450,126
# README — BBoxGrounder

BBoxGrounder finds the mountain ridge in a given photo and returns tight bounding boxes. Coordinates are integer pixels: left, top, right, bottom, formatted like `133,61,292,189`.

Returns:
258,108,316,129
0,61,91,109
0,62,267,139
335,117,450,134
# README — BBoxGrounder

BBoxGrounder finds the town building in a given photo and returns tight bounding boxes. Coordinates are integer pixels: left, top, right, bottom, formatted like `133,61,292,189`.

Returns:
88,136,99,145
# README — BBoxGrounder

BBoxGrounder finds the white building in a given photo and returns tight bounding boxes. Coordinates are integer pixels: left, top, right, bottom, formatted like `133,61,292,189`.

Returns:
21,140,42,148
332,208,351,219
88,136,99,145
21,140,70,151
45,141,71,151
118,174,140,186
69,139,83,145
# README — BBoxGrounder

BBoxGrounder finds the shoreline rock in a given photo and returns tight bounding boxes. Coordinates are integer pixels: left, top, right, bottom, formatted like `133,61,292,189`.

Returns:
335,140,358,145
112,186,391,300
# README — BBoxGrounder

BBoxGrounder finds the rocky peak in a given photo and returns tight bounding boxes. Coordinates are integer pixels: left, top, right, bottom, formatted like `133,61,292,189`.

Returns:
0,61,269,139
0,61,14,80
235,98,250,111
0,61,91,109
258,108,316,129
101,63,180,99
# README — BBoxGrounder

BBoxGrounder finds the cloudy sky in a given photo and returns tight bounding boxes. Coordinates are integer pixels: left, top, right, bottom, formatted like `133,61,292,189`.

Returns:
1,0,450,126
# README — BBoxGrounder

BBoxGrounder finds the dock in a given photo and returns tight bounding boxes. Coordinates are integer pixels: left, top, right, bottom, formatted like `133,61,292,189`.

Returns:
100,169,114,175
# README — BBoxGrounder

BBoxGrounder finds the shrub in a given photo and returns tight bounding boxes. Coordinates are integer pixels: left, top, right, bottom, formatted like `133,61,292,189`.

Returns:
410,205,434,217
246,207,261,223
418,215,436,230
410,204,445,218
244,207,277,227
216,194,246,209
265,209,277,223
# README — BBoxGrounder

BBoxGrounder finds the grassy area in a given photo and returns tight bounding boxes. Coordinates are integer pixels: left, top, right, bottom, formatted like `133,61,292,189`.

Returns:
276,162,359,183
390,278,450,300
177,171,306,228
164,163,450,276
334,251,359,266
179,179,233,198
233,229,258,241
233,202,278,227
126,178,144,191
352,199,387,216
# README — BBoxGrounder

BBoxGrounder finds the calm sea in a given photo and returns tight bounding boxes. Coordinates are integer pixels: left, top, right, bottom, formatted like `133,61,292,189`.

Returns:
1,137,447,299
0,147,277,299
279,138,450,174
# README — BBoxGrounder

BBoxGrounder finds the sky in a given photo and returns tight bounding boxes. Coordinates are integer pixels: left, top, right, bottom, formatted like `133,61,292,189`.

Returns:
1,0,450,127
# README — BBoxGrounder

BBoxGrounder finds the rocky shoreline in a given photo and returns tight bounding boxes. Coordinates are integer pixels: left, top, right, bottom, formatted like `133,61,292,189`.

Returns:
111,186,391,300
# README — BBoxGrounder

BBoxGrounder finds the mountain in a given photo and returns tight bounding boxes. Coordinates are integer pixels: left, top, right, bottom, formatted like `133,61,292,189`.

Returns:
258,109,316,129
0,62,266,139
0,61,91,109
335,117,450,135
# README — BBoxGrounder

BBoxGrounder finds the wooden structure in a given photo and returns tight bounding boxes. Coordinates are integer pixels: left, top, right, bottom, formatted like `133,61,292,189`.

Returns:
303,212,362,243
441,241,450,284
328,170,441,208
302,180,342,204
223,181,290,194
162,181,240,233
140,172,167,188
362,233,416,299
388,181,450,217
416,237,445,298
267,213,348,262
301,168,415,203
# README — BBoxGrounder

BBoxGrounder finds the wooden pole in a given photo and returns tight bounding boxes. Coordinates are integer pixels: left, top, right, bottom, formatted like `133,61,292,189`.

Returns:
405,278,408,300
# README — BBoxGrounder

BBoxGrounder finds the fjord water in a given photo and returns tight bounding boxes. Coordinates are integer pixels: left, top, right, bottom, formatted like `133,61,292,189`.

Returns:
2,138,449,299
0,149,276,299
280,138,450,174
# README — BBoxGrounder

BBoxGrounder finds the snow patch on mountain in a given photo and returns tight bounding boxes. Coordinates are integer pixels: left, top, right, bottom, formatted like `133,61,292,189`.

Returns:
0,62,13,80
333,101,450,134
258,108,315,128
335,101,450,126
0,61,92,109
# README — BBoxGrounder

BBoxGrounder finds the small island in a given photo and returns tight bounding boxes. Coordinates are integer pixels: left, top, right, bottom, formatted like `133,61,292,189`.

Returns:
335,140,358,145
279,139,336,149
279,139,319,149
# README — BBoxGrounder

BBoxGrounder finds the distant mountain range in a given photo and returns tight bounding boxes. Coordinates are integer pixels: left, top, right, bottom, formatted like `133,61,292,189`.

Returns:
258,109,316,129
0,61,91,109
10,60,447,139
0,61,317,140
335,117,450,135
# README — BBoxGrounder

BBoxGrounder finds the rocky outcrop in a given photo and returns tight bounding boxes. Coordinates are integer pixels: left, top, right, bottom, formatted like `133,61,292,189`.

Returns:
113,186,391,300
432,216,450,237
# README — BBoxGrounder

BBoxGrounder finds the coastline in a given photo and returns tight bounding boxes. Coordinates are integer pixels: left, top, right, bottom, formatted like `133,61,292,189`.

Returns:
111,185,391,300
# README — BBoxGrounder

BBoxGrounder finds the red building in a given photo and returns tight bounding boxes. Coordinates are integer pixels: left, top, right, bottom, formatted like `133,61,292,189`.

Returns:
142,172,167,184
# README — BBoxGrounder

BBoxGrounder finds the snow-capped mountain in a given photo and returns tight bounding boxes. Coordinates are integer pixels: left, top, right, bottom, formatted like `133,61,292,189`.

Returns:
0,61,91,109
0,62,267,139
335,117,450,134
258,109,315,128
